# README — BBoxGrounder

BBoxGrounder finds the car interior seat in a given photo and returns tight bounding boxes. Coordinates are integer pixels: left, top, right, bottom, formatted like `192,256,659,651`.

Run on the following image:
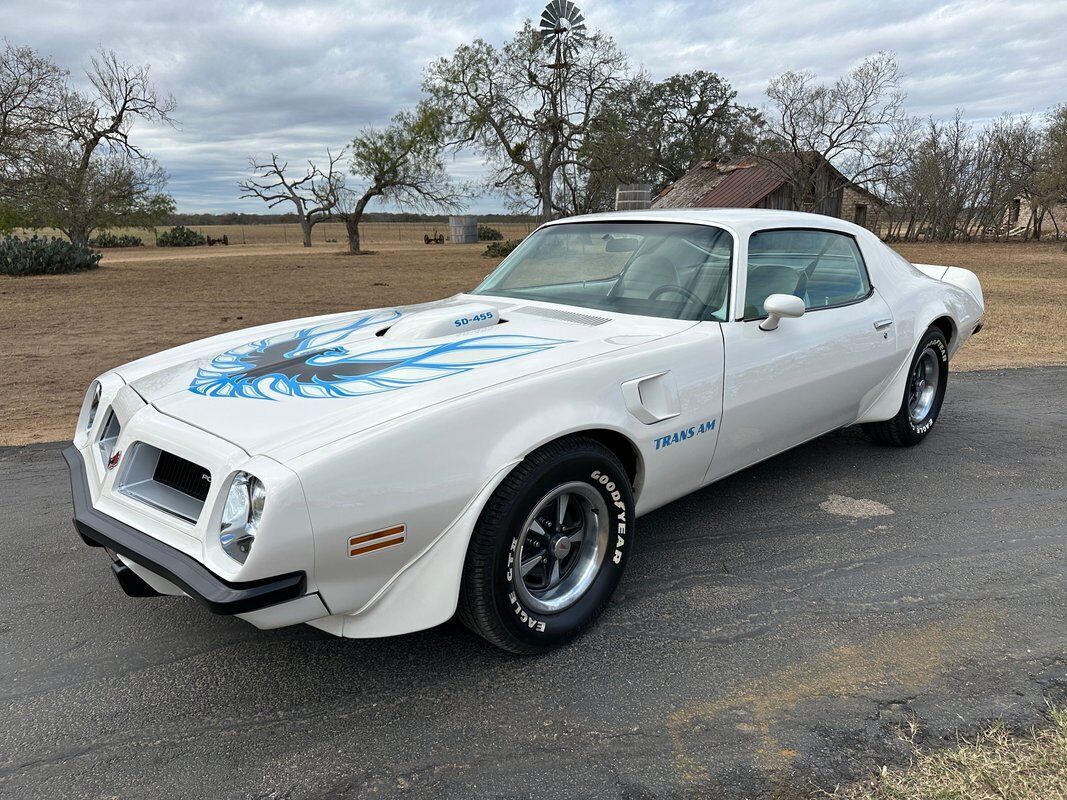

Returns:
744,264,807,318
614,254,681,299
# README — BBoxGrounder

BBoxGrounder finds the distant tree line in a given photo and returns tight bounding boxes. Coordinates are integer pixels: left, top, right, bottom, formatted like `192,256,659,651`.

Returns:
424,22,1067,239
873,108,1067,241
6,24,1062,253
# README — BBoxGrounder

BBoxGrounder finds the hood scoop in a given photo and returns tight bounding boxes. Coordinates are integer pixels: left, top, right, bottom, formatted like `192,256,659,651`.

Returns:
381,303,500,340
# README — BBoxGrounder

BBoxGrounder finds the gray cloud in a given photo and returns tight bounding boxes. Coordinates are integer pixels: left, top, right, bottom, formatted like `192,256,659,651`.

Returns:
4,0,1064,212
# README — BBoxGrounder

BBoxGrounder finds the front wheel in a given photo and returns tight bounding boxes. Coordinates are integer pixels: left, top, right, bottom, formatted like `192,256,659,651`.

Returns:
863,326,949,446
458,436,635,654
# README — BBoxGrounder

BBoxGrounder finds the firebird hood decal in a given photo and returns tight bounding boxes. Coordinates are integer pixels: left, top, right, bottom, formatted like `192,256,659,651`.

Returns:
188,311,571,400
119,297,697,459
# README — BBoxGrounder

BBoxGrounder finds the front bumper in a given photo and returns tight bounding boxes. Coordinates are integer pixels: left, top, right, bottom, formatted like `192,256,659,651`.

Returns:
63,445,306,615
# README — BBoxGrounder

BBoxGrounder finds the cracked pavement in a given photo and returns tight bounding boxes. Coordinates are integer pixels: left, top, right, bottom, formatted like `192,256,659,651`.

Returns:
1,367,1065,799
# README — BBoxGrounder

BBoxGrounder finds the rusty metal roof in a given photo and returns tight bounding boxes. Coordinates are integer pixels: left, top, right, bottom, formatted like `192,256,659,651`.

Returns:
695,164,783,208
653,156,784,210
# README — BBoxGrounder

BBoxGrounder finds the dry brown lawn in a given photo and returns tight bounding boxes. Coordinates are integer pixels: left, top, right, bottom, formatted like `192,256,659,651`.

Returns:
1,236,1064,446
893,241,1067,371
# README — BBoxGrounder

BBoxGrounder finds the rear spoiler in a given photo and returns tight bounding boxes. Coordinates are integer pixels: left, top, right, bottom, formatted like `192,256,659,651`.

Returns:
913,263,984,308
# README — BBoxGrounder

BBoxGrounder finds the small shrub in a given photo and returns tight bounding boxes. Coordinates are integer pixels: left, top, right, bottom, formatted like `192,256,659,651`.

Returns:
0,235,102,276
157,225,206,247
482,238,523,258
89,231,143,248
478,224,504,241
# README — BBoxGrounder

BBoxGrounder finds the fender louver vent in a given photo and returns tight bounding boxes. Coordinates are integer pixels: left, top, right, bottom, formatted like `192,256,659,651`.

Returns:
513,306,610,326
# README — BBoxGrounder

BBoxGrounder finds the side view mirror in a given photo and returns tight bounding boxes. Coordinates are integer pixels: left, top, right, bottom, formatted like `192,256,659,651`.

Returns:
759,294,805,331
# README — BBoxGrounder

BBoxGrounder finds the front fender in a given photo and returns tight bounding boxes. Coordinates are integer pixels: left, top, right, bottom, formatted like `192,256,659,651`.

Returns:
289,328,721,636
288,359,644,629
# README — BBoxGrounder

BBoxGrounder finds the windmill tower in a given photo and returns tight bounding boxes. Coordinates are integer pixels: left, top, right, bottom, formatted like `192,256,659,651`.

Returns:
538,0,587,215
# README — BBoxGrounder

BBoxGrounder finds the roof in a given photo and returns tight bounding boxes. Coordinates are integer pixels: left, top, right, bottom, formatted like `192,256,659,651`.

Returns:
652,153,882,209
542,208,877,239
653,156,784,210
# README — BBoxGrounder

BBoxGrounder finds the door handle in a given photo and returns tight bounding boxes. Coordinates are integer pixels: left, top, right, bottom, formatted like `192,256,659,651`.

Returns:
873,318,894,331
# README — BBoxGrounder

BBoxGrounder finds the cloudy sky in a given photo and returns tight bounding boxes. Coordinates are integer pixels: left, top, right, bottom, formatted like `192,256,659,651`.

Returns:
4,0,1065,213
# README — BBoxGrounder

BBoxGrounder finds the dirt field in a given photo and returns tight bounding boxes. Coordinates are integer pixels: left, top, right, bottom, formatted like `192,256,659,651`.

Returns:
1,237,1064,445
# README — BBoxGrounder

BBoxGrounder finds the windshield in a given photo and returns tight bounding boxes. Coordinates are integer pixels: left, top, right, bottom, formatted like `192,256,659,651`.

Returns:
472,222,733,321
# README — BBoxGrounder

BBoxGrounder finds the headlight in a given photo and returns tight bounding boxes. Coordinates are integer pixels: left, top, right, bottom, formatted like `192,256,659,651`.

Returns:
85,382,102,432
219,472,265,563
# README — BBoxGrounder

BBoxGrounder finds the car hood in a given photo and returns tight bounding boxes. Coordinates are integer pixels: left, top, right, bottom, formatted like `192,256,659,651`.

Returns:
116,296,690,459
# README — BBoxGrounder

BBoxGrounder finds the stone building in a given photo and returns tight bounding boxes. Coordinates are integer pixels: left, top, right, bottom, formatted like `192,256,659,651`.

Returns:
1005,195,1067,239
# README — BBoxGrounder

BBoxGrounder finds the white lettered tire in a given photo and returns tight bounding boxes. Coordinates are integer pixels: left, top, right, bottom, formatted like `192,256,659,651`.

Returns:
458,436,635,653
863,326,950,446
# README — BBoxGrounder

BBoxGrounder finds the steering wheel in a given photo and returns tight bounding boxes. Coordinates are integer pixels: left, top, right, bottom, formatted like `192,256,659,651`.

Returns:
649,284,702,304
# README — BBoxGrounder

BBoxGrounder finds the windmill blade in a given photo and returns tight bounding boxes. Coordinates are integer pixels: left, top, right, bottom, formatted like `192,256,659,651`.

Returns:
539,0,586,44
539,0,561,37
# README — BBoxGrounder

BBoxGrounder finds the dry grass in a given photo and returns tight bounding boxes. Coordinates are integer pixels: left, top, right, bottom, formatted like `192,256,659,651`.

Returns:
1,235,1064,446
827,706,1067,800
0,241,493,445
894,242,1067,370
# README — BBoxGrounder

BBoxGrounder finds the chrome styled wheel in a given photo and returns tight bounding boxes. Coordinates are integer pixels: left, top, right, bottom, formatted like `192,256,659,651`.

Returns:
513,482,609,614
459,436,634,653
907,346,941,423
863,327,949,447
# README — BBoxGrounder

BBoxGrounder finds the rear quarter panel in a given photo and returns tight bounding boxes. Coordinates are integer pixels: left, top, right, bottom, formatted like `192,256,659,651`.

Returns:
855,234,984,423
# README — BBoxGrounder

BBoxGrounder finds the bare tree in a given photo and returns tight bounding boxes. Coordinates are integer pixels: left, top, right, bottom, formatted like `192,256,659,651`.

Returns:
334,104,461,255
425,22,628,221
239,149,343,247
760,52,906,210
0,41,66,228
25,49,176,246
1027,105,1067,240
876,112,1042,242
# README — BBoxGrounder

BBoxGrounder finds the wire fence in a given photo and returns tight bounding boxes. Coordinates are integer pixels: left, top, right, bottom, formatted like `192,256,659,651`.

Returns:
14,221,538,248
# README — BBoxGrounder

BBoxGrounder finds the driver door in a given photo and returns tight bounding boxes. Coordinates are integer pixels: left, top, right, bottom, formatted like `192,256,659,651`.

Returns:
706,227,898,484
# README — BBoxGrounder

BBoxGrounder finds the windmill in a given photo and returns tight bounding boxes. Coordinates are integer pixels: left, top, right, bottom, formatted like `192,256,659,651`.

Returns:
539,0,587,52
537,0,587,215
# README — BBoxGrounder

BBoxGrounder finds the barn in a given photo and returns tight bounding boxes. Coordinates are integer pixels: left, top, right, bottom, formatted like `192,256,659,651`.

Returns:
651,153,883,232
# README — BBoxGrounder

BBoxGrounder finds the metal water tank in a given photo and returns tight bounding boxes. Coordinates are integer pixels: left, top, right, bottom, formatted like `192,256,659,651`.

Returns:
448,215,479,243
615,184,652,211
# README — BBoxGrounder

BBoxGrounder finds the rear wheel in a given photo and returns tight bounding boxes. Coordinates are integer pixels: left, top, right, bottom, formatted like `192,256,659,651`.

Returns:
458,436,634,654
863,327,949,446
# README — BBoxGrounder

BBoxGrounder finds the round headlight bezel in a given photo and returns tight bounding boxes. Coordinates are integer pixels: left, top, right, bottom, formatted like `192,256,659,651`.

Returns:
219,471,265,564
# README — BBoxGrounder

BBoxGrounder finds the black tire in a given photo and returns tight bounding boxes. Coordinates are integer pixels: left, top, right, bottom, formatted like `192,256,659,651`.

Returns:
863,327,949,447
458,436,635,654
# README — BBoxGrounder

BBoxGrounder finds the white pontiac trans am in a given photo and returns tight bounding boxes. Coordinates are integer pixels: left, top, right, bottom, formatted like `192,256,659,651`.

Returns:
65,209,984,653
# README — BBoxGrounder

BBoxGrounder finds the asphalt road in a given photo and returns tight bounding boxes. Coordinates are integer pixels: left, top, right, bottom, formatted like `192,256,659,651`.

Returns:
1,368,1065,800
